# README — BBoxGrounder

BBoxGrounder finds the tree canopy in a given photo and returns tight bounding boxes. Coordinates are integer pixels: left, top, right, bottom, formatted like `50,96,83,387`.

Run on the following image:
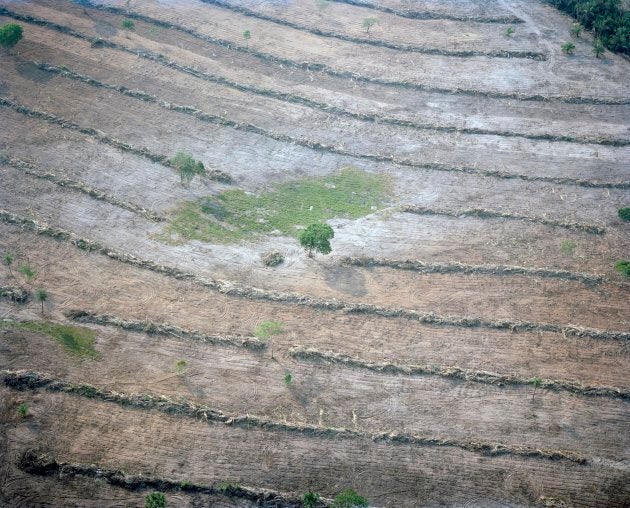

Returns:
0,24,23,49
299,223,334,256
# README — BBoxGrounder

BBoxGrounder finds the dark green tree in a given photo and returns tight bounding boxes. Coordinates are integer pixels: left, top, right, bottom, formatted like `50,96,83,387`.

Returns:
299,223,334,257
170,151,206,185
0,23,23,50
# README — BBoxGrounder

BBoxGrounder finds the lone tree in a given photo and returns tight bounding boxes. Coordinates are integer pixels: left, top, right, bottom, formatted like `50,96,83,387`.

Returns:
0,23,23,50
35,288,48,315
170,151,206,185
299,223,334,257
243,30,251,44
362,17,379,33
561,41,576,54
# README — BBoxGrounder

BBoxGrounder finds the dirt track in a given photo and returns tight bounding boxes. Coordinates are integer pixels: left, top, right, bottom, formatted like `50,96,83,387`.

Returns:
0,0,628,506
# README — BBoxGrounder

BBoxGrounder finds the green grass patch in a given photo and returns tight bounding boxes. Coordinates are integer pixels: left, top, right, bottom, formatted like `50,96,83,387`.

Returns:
159,167,390,244
1,321,97,358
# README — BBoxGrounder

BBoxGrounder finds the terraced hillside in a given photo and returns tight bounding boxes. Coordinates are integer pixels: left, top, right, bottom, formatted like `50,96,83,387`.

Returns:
0,0,628,506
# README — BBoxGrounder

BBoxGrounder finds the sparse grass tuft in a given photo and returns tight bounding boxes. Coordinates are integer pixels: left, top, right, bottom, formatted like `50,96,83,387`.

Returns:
18,264,36,282
17,403,28,418
560,239,576,256
217,481,239,493
0,321,97,358
255,320,285,339
175,359,187,374
160,167,389,244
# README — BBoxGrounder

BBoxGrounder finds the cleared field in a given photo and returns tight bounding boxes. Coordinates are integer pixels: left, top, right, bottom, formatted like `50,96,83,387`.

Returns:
0,0,628,506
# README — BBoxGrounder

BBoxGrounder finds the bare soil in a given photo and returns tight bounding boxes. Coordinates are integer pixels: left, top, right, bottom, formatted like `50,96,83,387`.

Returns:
0,0,628,506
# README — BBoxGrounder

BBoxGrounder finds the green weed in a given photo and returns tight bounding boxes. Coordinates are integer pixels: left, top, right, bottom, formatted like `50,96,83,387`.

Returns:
1,321,97,358
160,167,389,244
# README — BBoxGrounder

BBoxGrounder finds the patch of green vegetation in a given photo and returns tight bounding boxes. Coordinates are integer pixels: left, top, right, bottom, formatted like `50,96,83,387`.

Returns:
615,260,630,277
284,371,292,385
332,488,368,507
160,167,389,244
618,207,630,221
560,239,576,256
121,18,135,30
217,481,240,492
175,359,187,374
254,320,285,339
505,26,515,36
0,321,97,358
144,492,166,508
303,491,320,508
17,403,28,418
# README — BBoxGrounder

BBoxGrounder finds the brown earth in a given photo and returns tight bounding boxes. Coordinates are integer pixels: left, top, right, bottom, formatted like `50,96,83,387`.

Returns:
0,0,628,506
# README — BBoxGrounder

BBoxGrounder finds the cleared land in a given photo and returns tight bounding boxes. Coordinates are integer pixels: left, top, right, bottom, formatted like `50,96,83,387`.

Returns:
0,0,628,506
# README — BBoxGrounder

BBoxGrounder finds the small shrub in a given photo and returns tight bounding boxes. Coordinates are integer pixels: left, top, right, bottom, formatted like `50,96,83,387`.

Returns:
303,491,320,508
284,372,292,385
561,41,575,54
332,488,368,507
618,207,630,221
560,239,576,256
261,251,284,267
593,38,605,58
175,359,187,374
299,223,334,257
570,22,583,37
362,17,379,33
0,23,23,49
170,151,206,185
121,19,135,30
615,260,630,278
145,492,166,508
243,30,251,42
505,26,515,37
532,376,542,400
18,403,28,418
18,264,36,282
